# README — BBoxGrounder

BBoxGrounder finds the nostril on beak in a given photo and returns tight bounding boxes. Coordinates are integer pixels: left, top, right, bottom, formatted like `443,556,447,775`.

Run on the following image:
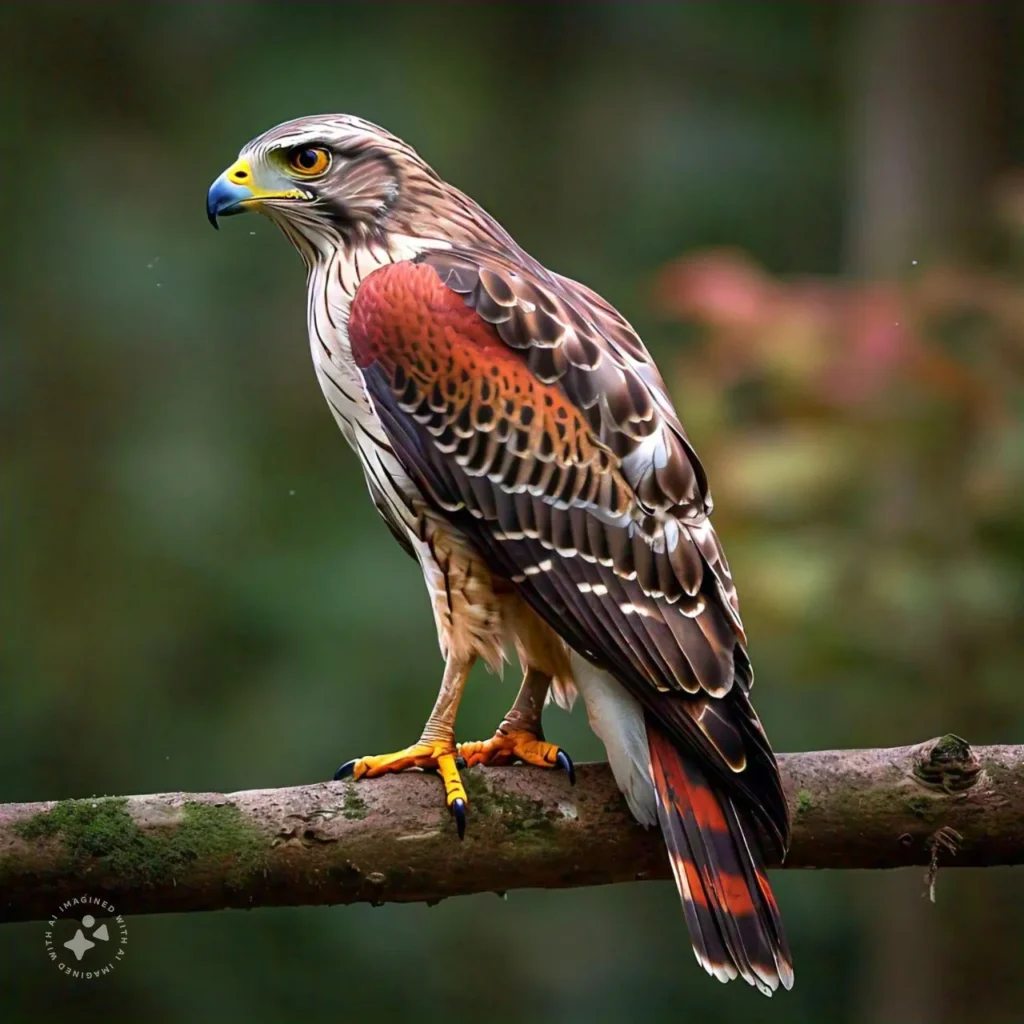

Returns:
232,170,248,181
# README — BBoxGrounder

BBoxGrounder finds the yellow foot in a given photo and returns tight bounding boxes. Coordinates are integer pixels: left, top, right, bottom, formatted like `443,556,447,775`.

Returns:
333,741,468,838
458,730,575,784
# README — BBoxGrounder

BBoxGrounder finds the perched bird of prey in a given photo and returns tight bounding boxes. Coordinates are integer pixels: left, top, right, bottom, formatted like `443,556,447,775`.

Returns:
208,114,793,995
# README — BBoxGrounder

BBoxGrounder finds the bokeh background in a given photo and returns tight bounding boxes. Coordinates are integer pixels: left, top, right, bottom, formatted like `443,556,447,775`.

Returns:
3,3,1023,1022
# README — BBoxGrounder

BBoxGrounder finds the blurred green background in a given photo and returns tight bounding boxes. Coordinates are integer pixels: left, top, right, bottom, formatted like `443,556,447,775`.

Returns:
2,2,1023,1022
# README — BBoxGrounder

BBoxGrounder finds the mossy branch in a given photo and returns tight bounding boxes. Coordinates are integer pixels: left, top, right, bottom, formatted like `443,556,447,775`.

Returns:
1,737,1021,924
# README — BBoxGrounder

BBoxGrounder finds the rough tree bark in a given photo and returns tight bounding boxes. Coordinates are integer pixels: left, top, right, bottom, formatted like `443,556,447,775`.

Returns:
0,736,1020,925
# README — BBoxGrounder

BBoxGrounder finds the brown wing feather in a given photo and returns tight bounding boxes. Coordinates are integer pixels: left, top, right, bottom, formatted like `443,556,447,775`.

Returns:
349,257,787,853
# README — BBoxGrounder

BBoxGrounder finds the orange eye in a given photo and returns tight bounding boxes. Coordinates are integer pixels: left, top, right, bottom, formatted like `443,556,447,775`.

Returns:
287,147,330,177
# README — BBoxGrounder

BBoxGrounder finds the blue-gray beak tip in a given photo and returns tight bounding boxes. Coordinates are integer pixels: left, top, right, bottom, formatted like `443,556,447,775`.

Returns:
207,175,254,230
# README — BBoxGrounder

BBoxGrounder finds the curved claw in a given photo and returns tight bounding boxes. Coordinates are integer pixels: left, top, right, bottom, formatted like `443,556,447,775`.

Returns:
556,749,576,786
334,759,357,781
450,798,467,840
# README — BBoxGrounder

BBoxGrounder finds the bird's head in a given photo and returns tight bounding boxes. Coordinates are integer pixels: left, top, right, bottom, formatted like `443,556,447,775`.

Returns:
206,114,448,258
208,113,520,265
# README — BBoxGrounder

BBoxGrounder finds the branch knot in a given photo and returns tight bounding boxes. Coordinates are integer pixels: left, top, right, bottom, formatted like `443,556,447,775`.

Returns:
913,734,982,793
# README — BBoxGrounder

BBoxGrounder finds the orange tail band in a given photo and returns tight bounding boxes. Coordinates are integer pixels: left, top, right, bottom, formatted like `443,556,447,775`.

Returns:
647,723,794,996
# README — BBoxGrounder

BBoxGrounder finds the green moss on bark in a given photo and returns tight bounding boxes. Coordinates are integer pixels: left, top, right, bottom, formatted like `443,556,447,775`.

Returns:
341,784,368,820
171,802,267,882
461,769,555,841
12,797,266,885
14,798,149,875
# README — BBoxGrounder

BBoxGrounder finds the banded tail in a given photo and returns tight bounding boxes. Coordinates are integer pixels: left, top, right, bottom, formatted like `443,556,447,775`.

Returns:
647,722,794,996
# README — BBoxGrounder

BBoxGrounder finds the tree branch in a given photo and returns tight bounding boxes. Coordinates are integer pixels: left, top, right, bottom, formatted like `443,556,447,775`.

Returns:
1,736,1020,924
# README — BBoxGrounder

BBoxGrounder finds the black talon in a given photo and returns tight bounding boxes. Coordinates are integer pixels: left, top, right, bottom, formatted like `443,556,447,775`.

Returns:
334,760,357,781
556,749,576,786
450,798,467,840
455,755,467,769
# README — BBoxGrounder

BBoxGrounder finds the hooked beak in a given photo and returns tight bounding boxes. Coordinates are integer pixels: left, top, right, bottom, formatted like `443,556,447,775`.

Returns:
206,158,309,229
206,174,253,228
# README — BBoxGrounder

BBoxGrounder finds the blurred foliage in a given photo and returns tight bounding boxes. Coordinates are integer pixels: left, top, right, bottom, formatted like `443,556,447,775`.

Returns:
656,237,1024,745
1,3,1022,1024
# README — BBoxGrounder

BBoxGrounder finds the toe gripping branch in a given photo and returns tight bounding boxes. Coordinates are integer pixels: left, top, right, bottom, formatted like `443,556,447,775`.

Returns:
435,750,467,839
334,744,469,839
457,729,576,785
332,734,573,842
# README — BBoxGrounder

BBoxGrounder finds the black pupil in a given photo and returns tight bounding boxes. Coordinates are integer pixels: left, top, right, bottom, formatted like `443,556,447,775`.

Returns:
296,149,320,169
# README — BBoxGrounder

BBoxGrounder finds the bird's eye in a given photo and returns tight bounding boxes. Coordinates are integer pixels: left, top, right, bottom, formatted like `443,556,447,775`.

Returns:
287,147,330,177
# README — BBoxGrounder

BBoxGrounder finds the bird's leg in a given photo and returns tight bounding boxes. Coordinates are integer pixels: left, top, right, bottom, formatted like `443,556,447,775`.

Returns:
458,667,575,783
334,655,472,836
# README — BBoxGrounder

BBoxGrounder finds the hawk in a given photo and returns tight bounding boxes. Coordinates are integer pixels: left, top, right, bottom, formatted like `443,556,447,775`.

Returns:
208,115,793,995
